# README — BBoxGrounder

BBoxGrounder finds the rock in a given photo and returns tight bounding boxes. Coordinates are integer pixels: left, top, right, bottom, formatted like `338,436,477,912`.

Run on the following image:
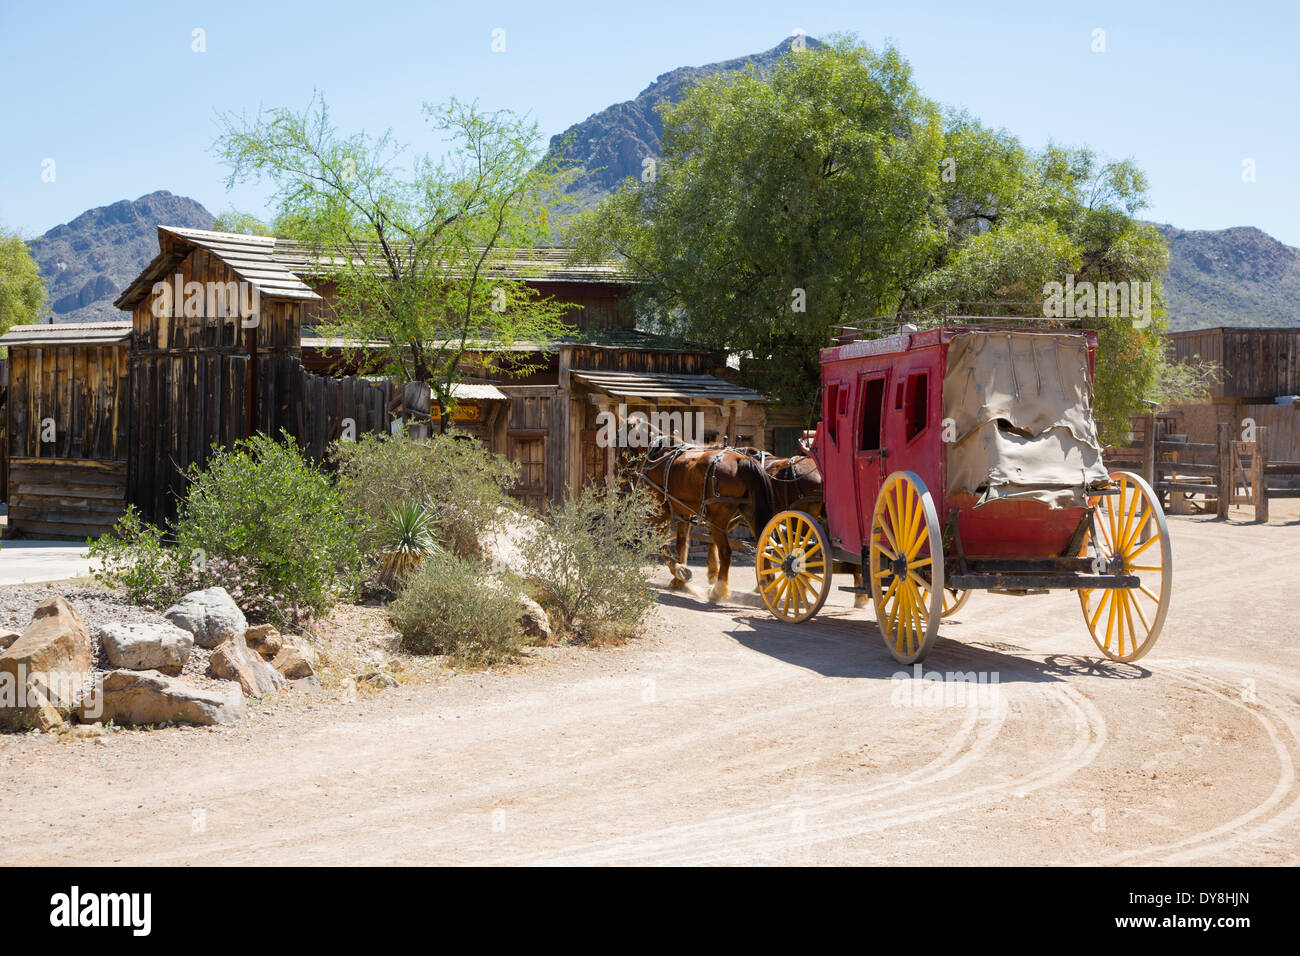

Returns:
271,645,315,681
95,622,193,675
0,597,91,730
517,595,553,643
243,624,283,661
209,636,287,697
163,587,247,649
0,631,20,652
77,669,244,727
358,671,398,690
67,722,107,739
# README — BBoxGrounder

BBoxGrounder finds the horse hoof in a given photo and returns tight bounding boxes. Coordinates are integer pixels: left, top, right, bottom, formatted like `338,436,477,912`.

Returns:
675,567,693,583
708,582,731,602
853,595,870,610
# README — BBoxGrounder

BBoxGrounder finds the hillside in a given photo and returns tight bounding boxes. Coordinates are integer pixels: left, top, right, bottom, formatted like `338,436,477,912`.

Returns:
26,190,214,324
1156,224,1300,330
543,36,818,208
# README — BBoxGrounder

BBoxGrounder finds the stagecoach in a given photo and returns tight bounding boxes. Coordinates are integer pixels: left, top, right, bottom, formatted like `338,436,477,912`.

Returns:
755,325,1172,665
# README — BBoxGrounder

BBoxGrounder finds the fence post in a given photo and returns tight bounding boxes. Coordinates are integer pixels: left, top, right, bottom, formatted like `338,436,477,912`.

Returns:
1216,422,1231,519
1141,411,1156,489
1254,425,1269,523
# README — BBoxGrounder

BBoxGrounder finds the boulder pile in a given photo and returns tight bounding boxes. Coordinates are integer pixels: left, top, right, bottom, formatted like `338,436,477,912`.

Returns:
0,587,323,733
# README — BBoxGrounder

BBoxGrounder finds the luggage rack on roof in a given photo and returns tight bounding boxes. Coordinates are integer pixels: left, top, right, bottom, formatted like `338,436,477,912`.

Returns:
829,304,1090,345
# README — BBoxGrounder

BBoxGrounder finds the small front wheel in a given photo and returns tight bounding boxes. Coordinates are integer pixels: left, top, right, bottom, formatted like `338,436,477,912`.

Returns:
756,510,832,623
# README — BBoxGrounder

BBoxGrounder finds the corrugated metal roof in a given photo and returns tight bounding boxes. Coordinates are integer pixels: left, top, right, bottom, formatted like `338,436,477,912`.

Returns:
0,321,133,346
571,370,765,404
446,382,509,401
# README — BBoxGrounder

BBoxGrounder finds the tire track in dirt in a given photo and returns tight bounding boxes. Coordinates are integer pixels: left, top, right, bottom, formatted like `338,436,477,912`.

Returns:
1104,663,1300,865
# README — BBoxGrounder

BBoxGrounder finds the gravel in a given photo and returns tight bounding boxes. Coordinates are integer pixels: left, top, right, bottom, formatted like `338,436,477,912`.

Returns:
0,582,224,688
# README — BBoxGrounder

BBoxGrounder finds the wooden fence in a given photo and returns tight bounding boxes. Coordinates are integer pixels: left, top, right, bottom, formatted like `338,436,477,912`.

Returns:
1109,413,1300,522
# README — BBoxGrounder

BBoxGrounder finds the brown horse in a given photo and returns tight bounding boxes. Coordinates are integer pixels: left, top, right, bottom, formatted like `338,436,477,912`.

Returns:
759,453,870,609
639,442,774,601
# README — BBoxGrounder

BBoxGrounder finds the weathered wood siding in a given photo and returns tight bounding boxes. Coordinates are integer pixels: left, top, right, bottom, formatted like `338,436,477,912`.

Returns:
498,385,561,508
7,458,126,538
4,343,130,536
1167,328,1300,401
127,248,307,524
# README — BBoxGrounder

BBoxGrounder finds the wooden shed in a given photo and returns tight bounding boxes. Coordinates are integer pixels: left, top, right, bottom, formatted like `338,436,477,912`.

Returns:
0,321,132,537
1166,327,1300,402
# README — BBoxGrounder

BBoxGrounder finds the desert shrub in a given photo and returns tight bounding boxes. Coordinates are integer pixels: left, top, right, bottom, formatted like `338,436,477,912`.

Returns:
387,551,524,666
524,484,660,641
175,433,364,623
89,506,184,606
334,430,517,558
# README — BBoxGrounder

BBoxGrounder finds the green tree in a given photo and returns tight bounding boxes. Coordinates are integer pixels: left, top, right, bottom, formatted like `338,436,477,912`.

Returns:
570,37,1198,443
0,228,47,340
215,94,573,430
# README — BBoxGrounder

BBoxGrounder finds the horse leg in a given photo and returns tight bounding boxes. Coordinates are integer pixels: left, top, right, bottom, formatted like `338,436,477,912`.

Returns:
706,540,720,585
660,509,692,589
851,566,870,609
708,521,732,602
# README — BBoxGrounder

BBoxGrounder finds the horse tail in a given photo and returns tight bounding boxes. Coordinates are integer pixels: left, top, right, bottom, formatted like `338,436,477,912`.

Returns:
733,453,775,537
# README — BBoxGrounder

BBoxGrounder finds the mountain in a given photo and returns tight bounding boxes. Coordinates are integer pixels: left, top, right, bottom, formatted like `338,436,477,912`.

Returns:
1156,224,1300,330
544,36,819,208
26,190,214,324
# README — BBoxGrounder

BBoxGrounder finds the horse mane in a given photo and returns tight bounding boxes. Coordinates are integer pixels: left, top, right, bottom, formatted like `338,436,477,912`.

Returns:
732,453,775,536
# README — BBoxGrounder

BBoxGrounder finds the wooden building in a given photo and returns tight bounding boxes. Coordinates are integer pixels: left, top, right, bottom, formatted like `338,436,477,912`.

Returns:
0,322,132,537
0,225,771,533
1163,326,1300,463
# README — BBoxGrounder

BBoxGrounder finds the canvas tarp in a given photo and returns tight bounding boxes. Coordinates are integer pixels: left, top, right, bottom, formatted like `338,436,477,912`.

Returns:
943,332,1109,509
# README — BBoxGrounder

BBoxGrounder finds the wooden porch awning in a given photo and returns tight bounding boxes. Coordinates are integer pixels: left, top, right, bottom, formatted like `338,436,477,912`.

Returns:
570,370,765,405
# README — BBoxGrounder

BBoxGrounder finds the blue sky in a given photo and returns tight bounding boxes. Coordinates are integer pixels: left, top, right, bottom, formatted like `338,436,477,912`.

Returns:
3,0,1298,244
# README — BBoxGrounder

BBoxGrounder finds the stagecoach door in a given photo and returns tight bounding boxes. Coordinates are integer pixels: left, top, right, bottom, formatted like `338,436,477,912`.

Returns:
853,372,890,545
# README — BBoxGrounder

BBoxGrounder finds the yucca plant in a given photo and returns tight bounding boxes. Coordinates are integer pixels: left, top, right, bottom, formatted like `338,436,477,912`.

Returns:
379,501,440,592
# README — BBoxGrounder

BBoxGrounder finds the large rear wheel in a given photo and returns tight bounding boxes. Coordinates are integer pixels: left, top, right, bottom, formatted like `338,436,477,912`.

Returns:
870,471,945,664
1079,471,1172,662
756,510,832,623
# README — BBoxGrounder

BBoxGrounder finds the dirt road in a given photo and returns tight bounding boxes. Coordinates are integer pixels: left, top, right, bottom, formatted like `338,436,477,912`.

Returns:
2,506,1297,866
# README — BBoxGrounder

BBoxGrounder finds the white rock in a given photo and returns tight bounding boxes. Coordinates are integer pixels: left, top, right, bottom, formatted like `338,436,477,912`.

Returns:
96,622,193,675
162,587,247,649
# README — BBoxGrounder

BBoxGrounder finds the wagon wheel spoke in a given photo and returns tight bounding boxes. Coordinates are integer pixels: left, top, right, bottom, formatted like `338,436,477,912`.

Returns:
1078,471,1172,663
756,511,833,624
870,472,944,665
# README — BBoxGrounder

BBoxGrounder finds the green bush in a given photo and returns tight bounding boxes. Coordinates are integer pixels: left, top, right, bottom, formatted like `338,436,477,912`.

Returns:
175,433,364,622
89,506,183,606
334,430,517,558
524,484,660,641
91,433,363,626
387,551,524,666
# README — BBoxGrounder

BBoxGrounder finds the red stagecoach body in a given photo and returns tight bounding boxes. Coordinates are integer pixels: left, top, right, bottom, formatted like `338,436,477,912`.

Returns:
811,327,1105,564
755,323,1170,664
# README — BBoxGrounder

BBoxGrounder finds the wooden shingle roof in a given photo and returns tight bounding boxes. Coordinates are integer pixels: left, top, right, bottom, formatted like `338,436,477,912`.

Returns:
115,226,322,310
0,321,133,346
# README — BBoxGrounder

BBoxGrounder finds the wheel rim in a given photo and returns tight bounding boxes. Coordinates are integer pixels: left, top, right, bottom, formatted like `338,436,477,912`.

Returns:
941,588,971,618
870,471,945,664
757,510,832,623
1079,471,1173,663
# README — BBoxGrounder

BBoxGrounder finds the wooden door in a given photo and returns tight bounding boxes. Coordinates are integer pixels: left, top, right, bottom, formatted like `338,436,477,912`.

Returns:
509,432,547,508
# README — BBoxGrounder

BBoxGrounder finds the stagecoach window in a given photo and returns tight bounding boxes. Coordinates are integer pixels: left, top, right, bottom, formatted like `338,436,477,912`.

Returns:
905,372,928,442
825,383,841,444
859,377,885,451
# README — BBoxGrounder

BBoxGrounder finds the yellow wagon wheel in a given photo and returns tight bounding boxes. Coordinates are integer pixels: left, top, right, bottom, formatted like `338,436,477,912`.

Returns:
942,588,971,618
1079,471,1173,663
870,471,945,664
756,510,832,623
